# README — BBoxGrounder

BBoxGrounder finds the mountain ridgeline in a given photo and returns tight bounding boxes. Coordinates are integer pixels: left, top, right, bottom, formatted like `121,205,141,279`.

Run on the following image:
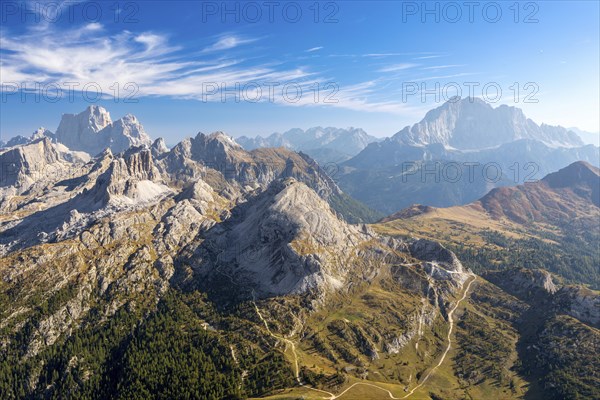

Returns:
378,161,600,288
337,97,599,214
0,104,598,400
236,126,378,164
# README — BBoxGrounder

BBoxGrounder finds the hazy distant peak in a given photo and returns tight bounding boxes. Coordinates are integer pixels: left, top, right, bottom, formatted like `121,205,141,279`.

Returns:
54,106,151,156
236,126,377,164
393,97,584,150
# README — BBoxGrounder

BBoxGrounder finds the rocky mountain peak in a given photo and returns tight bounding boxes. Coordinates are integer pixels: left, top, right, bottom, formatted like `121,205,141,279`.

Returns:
207,131,241,146
102,114,152,154
542,161,600,207
542,161,599,188
473,161,600,224
189,178,368,298
189,131,251,168
409,239,465,273
56,106,112,141
1,127,56,149
31,127,55,141
151,138,169,157
392,96,584,150
55,106,151,156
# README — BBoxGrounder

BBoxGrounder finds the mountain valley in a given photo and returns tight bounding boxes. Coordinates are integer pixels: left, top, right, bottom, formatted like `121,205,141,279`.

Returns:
0,105,598,400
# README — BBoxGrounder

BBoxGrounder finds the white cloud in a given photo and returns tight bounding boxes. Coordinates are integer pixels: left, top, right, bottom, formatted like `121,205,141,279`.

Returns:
306,47,323,52
415,72,474,81
202,35,257,52
422,64,465,70
0,24,427,115
413,55,444,60
378,63,419,72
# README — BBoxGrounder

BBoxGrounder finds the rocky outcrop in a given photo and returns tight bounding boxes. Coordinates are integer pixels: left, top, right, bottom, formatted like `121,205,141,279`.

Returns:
555,286,600,328
485,268,559,300
151,138,169,158
409,239,465,273
84,146,170,207
380,204,435,222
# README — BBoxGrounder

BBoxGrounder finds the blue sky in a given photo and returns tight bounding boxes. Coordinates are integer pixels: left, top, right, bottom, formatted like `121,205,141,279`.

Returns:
1,0,598,143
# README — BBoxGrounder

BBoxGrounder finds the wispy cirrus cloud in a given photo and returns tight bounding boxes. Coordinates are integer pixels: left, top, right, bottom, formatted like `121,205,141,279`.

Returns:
201,35,258,52
0,25,302,98
0,23,443,115
415,72,475,81
422,64,466,70
306,46,323,52
413,55,445,60
378,63,420,73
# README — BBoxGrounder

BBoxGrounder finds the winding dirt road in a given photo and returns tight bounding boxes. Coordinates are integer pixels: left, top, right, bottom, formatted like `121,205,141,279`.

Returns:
400,274,476,398
252,274,477,399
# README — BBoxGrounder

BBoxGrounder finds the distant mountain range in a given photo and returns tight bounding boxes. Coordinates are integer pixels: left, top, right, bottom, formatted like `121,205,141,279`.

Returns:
380,161,600,289
236,127,378,164
337,97,599,214
569,127,600,146
1,99,597,218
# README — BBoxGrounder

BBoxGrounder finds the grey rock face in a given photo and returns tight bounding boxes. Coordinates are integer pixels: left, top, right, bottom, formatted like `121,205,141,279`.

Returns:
85,146,170,207
0,137,61,189
485,268,599,328
186,178,368,298
394,97,584,150
484,268,559,301
55,106,112,153
55,106,151,156
555,287,600,328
